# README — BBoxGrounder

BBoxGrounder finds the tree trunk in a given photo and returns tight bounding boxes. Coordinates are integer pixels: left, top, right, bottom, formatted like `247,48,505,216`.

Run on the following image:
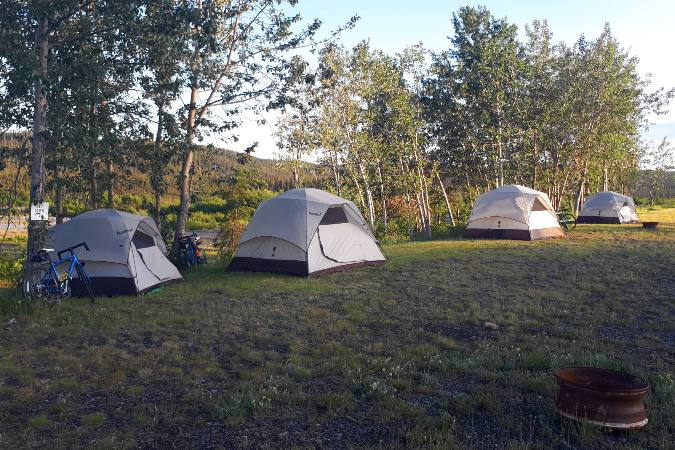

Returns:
420,166,432,238
27,16,49,258
413,162,431,238
88,156,99,210
152,106,165,228
603,166,609,192
415,193,427,238
435,169,455,227
574,178,585,215
154,190,162,229
106,158,114,208
497,134,504,188
292,164,299,189
54,167,63,224
531,142,538,188
376,163,387,232
357,160,375,229
175,86,198,241
412,128,431,238
330,151,341,196
574,163,589,215
343,161,365,210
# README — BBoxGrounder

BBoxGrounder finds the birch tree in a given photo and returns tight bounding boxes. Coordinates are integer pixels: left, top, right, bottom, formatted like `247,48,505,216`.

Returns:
0,0,146,257
169,0,356,247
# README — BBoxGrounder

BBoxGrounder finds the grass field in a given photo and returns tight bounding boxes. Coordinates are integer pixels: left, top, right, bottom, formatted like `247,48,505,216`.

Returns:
0,213,673,449
637,204,675,224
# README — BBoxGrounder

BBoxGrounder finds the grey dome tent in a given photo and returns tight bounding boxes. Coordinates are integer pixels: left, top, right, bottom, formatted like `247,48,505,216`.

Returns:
48,209,182,295
229,188,386,276
463,185,565,240
577,191,640,224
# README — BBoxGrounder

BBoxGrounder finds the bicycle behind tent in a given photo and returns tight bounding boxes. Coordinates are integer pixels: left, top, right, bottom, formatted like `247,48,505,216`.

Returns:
171,233,208,268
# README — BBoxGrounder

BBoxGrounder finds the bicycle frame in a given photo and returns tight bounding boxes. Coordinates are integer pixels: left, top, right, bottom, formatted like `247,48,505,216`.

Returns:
34,242,91,298
39,255,81,297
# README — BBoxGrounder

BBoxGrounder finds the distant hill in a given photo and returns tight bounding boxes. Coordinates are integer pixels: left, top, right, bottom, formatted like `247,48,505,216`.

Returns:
194,147,320,193
1,134,321,206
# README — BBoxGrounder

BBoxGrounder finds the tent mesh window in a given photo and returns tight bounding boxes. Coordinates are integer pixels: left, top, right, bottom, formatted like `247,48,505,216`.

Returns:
531,198,548,211
320,206,348,225
132,230,155,249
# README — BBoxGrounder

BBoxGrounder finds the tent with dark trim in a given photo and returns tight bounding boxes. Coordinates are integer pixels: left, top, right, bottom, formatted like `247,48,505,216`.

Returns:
47,209,182,295
577,191,640,224
229,188,386,276
463,185,565,240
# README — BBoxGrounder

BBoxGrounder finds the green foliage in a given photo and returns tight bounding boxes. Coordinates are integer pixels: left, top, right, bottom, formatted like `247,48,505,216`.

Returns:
0,248,22,285
426,7,671,212
213,387,273,425
80,412,106,428
187,211,226,230
634,196,675,208
214,166,275,263
28,415,50,429
0,288,30,315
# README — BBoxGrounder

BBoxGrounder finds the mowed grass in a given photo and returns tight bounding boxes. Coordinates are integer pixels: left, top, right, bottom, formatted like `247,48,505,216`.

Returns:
0,220,674,449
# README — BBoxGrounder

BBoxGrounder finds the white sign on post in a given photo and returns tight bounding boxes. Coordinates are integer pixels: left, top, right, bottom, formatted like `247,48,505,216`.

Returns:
30,202,49,221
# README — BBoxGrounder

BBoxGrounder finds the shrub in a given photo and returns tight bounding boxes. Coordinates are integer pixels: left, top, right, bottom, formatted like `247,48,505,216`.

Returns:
187,211,225,230
0,248,22,286
191,197,229,214
214,206,255,264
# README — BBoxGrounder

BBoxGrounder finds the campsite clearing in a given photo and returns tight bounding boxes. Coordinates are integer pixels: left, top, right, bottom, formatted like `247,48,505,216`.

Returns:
0,221,674,449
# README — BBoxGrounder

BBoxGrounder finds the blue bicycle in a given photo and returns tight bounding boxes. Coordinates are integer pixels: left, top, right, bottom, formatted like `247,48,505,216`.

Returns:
20,242,95,304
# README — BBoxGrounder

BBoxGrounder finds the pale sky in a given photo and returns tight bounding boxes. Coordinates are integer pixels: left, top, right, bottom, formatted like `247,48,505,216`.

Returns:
216,0,675,159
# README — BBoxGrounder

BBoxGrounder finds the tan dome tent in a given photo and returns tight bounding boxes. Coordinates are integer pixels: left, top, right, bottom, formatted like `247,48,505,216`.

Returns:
577,191,640,224
229,188,386,276
48,209,182,295
464,185,565,240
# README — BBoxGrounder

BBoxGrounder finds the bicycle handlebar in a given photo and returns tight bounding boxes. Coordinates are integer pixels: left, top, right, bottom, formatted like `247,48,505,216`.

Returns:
58,242,90,260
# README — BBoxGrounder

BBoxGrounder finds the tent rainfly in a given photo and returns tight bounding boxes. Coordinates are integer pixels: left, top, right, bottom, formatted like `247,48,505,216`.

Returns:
577,191,640,224
463,185,565,240
229,188,386,276
48,209,182,295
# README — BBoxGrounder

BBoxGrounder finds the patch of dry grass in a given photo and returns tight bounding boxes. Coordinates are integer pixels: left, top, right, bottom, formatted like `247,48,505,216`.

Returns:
638,206,675,225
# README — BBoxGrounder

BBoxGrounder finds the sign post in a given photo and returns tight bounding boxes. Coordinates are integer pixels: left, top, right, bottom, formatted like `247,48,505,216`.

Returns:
30,202,49,221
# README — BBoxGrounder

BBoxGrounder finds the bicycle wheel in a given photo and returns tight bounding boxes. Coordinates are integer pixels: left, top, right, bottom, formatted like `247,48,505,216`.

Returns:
75,264,95,303
179,248,191,268
188,246,198,266
19,265,45,303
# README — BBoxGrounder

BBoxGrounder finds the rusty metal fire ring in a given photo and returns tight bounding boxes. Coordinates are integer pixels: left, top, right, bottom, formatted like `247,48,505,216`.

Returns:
554,367,650,429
